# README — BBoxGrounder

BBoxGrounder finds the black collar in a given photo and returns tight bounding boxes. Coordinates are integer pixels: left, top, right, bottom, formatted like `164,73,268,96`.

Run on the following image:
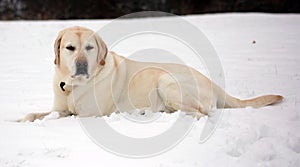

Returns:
60,82,66,91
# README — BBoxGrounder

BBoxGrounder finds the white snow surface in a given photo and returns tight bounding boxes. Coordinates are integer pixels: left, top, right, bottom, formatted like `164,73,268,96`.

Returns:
0,13,300,166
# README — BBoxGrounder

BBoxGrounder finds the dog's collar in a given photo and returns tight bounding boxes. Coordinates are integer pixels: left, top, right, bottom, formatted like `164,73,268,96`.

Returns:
59,81,72,95
60,82,66,91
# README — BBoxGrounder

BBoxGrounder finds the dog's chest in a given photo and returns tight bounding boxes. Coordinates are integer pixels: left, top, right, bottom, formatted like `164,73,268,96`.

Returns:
67,81,116,117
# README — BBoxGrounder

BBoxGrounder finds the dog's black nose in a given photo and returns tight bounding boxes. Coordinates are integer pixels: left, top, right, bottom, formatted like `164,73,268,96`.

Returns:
76,61,88,68
75,60,88,75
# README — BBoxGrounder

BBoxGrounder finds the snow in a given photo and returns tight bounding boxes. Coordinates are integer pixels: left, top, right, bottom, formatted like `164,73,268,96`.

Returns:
0,13,300,166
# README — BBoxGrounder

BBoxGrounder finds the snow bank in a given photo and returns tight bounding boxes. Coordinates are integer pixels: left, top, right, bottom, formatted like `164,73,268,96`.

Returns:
0,13,299,166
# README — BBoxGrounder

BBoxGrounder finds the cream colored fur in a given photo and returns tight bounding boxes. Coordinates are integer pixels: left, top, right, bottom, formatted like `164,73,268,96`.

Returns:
21,27,283,122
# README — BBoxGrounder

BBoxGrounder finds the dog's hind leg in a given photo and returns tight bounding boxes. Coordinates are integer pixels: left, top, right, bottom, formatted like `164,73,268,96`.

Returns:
157,73,208,119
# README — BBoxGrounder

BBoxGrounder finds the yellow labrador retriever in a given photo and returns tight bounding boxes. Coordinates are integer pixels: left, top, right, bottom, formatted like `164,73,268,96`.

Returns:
21,26,283,122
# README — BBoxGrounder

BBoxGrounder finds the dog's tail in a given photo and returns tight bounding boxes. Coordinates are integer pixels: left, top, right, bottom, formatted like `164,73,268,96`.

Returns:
223,94,283,108
215,86,283,108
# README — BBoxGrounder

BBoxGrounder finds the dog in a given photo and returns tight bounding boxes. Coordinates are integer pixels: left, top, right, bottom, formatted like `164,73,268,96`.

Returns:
21,26,283,122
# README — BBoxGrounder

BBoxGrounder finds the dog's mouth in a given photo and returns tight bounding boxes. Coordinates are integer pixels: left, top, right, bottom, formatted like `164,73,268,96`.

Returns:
71,73,90,79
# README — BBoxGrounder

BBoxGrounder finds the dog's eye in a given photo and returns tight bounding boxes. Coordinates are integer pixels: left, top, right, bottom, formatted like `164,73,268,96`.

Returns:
66,45,75,51
86,45,94,51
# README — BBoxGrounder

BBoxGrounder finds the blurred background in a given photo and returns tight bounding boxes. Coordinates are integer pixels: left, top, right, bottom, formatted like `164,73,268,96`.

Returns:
0,0,299,20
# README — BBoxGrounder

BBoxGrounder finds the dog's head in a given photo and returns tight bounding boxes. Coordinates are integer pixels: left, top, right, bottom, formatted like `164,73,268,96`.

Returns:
54,26,107,83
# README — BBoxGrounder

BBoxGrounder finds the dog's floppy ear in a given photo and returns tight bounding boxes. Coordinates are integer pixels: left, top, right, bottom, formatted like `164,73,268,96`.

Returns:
95,33,108,66
54,30,65,65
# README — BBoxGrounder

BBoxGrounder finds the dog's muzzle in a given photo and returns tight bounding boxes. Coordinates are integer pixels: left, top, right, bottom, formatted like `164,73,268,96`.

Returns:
72,60,89,78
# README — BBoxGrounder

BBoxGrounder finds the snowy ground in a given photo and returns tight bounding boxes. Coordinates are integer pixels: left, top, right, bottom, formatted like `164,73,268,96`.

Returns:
0,13,300,166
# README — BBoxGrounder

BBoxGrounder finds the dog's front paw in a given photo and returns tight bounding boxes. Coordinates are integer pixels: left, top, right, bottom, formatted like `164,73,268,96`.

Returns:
20,113,38,122
20,112,51,122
